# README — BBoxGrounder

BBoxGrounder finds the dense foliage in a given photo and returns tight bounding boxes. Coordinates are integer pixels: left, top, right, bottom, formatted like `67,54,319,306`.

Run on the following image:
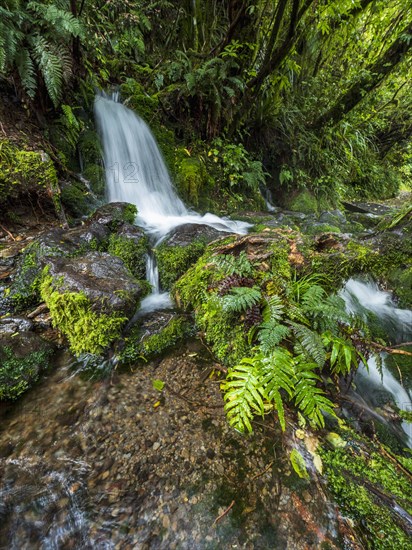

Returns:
1,0,411,206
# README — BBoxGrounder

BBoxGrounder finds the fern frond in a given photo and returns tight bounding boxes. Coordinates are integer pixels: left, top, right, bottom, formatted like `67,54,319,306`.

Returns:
15,48,37,99
260,349,295,430
223,286,261,313
213,251,253,277
293,358,336,427
30,34,63,107
258,321,290,354
223,357,265,433
262,294,284,323
290,322,326,367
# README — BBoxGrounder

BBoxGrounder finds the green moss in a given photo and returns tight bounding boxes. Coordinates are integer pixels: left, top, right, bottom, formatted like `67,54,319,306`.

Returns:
304,224,342,236
108,233,148,280
156,239,208,291
0,140,58,203
175,155,209,207
0,345,53,400
40,272,127,356
287,190,319,214
60,181,93,218
320,430,412,549
120,315,193,364
9,244,43,310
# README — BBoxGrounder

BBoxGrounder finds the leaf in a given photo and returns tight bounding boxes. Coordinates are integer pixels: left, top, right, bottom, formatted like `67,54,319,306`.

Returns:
290,449,309,479
152,379,165,392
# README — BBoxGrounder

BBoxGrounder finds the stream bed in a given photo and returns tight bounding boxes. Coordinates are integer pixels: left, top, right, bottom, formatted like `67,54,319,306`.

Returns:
0,340,346,550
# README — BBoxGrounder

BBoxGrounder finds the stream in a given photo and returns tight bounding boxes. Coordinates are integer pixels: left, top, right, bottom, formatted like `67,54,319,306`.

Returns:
0,95,411,548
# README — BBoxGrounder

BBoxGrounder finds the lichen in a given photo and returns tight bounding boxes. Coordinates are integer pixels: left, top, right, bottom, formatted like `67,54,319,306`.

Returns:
40,271,127,356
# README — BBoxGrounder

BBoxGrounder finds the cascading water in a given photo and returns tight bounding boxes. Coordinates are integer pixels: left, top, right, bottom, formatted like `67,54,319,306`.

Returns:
94,93,250,307
340,278,412,446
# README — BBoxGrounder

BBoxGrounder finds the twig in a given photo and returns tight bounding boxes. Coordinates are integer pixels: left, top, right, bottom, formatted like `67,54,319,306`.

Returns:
212,500,235,526
369,341,412,356
0,223,16,241
250,461,274,481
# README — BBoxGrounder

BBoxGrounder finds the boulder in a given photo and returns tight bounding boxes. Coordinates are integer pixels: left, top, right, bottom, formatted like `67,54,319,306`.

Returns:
45,252,144,318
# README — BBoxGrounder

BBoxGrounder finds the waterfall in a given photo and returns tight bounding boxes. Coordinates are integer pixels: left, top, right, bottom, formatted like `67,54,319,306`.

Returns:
94,93,250,310
340,278,412,445
94,93,250,238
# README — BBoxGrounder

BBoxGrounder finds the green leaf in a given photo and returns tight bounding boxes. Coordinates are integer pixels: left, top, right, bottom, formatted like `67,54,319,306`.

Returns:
290,449,309,479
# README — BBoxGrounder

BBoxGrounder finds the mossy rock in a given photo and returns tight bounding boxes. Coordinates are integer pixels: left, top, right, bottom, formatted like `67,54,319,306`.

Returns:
60,179,97,219
120,312,194,365
175,154,210,208
155,223,224,291
88,202,137,228
0,140,59,205
286,190,319,214
108,224,149,280
0,332,54,400
320,428,412,549
40,252,148,356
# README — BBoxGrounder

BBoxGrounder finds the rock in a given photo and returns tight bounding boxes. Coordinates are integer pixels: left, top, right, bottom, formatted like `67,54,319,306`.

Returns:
45,252,144,318
162,223,224,248
319,209,347,226
87,202,137,228
0,331,54,400
0,316,34,334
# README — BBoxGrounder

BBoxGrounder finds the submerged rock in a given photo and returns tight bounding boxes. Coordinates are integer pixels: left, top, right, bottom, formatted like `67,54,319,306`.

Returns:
0,331,54,400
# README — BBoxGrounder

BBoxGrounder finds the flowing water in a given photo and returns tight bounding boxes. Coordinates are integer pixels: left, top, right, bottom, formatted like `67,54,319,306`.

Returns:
94,93,250,307
340,278,412,446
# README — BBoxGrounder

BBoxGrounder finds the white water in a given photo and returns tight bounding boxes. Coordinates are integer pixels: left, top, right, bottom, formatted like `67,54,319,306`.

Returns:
94,93,250,238
341,278,412,446
94,93,250,306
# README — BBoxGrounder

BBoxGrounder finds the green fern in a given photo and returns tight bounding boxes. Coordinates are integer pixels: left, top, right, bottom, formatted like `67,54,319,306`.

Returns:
223,286,261,313
259,349,295,430
258,321,290,354
293,357,336,428
223,356,265,433
213,251,254,277
322,331,367,375
290,322,326,367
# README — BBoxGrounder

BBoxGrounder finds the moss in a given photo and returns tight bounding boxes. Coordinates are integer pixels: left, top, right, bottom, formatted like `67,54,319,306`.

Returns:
40,272,127,356
120,315,193,364
8,244,43,310
156,239,208,291
60,181,94,218
320,429,412,549
287,190,319,214
0,344,53,400
175,155,209,207
304,224,342,236
108,233,149,280
0,139,58,203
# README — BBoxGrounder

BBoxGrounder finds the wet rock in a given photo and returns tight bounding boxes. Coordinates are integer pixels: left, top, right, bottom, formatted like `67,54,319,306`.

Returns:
88,202,137,229
46,252,144,317
0,331,54,400
162,223,224,248
0,316,33,334
319,209,347,226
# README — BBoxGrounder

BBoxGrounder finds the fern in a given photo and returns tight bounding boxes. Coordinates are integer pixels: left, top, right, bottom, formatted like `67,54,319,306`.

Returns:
322,331,367,375
258,321,290,354
259,349,295,430
293,357,336,428
262,294,284,323
290,322,326,368
223,357,265,433
213,251,254,277
223,286,261,313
